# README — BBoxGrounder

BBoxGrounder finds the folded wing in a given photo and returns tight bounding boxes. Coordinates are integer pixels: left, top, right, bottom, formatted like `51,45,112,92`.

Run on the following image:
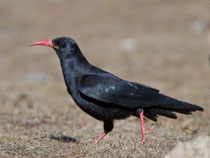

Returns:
78,74,170,109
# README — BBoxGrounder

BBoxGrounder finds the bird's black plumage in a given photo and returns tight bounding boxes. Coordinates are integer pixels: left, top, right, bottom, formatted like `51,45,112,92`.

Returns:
30,37,203,144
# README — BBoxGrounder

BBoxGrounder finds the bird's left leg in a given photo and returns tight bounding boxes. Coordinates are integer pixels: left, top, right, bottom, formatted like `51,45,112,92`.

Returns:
138,109,154,144
94,121,114,144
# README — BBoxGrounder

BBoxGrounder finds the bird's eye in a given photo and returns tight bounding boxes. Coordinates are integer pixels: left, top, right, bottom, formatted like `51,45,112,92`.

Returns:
54,45,59,49
54,40,66,49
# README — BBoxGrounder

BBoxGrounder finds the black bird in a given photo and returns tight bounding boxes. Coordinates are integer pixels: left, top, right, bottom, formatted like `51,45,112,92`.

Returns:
30,37,203,144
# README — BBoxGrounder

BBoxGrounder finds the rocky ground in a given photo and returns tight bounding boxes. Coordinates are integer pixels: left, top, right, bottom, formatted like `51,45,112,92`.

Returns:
0,0,209,157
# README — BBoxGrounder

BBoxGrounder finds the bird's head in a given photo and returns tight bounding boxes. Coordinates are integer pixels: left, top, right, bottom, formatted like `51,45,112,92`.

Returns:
30,37,79,60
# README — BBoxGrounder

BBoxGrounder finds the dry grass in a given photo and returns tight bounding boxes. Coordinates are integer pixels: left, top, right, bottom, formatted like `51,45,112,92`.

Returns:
0,0,210,157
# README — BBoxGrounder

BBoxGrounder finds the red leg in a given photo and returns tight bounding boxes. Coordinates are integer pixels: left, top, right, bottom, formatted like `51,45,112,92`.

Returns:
93,132,108,144
145,125,154,134
139,111,145,144
139,110,154,144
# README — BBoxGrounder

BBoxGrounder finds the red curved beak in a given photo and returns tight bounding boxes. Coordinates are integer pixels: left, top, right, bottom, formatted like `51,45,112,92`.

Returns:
29,39,53,47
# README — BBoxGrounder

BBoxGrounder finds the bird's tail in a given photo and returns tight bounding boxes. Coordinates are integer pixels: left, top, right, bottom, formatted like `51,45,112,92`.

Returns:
144,94,203,122
158,94,203,112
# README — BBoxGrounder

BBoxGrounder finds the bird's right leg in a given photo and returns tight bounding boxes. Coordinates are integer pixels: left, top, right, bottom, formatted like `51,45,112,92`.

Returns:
94,121,114,144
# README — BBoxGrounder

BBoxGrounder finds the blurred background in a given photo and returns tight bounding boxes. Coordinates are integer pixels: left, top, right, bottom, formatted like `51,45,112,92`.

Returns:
0,0,209,157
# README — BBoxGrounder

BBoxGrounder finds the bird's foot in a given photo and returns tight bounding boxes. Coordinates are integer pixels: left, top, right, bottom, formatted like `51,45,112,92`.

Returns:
140,125,154,144
145,125,154,134
93,132,108,144
139,111,154,144
140,133,145,144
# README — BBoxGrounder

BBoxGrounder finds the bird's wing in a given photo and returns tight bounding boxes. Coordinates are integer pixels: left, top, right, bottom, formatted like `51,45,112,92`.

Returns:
78,74,166,109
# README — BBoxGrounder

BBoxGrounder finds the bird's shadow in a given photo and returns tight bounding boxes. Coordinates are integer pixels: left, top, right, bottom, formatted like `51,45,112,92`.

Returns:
49,135,79,144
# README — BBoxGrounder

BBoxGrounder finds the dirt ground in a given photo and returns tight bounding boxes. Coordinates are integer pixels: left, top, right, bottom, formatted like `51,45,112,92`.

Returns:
0,0,210,157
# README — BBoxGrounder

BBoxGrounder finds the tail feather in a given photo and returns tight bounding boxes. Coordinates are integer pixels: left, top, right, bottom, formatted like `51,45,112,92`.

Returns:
158,94,203,112
144,94,203,121
144,109,177,122
158,101,203,113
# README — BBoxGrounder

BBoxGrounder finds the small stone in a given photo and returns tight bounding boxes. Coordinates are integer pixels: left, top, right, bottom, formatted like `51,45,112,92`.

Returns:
164,136,210,158
119,38,137,52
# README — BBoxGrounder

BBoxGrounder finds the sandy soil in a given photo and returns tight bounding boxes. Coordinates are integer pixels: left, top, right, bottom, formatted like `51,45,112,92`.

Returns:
0,0,209,157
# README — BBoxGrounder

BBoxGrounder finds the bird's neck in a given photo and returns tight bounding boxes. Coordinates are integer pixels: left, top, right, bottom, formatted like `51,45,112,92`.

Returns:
60,52,89,94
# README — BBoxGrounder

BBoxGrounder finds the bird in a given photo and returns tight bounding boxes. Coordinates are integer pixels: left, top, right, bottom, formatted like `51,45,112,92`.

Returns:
30,37,203,144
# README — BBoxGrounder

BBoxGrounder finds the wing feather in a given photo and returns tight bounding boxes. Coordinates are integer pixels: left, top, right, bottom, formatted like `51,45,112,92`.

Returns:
79,74,164,108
